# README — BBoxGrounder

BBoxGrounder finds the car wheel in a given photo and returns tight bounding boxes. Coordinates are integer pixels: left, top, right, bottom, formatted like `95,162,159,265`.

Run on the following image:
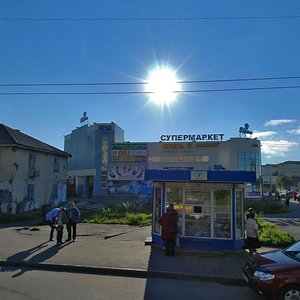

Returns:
279,285,300,300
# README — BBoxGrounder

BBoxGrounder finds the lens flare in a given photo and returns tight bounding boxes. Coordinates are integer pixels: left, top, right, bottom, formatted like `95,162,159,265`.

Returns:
145,65,181,106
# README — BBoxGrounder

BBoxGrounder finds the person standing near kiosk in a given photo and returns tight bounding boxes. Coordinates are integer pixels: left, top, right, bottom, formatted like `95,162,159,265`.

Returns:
159,203,178,256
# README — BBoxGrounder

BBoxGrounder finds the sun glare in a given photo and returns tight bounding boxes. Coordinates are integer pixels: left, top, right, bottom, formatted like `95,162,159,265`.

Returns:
145,65,181,106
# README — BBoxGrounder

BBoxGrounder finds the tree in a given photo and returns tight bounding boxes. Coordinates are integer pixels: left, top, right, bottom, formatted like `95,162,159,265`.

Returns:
276,175,292,190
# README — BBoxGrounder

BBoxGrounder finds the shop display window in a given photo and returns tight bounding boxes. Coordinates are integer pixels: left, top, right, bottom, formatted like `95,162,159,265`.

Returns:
185,214,211,237
164,183,234,240
213,190,231,238
166,186,184,235
185,190,211,237
235,190,243,238
153,187,162,234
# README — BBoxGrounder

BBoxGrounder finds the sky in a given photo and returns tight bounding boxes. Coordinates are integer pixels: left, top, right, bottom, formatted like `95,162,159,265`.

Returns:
1,0,300,165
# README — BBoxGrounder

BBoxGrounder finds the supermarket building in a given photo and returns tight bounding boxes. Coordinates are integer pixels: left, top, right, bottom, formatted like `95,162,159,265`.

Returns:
64,122,261,250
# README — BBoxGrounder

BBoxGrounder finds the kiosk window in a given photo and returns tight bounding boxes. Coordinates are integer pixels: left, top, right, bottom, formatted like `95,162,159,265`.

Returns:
153,187,162,234
235,190,243,239
185,214,211,237
213,190,231,239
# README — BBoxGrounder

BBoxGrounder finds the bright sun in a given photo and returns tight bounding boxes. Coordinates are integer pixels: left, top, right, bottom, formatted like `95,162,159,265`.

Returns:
145,65,181,106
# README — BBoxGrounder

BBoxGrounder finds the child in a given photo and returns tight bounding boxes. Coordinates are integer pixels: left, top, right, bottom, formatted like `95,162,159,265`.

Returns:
56,220,64,245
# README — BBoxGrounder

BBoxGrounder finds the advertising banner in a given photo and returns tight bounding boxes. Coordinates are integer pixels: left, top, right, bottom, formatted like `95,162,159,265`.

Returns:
108,164,145,180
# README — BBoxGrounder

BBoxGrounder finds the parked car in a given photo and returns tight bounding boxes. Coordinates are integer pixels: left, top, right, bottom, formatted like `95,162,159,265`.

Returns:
242,241,300,300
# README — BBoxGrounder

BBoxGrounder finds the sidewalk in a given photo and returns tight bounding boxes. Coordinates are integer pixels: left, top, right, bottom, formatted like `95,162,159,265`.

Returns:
0,223,267,285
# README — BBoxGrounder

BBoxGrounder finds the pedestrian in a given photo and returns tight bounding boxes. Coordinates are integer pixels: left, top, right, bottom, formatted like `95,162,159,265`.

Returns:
45,207,66,242
66,201,80,242
285,193,290,207
159,203,178,256
246,207,254,219
275,191,280,201
245,210,260,255
56,220,64,245
293,191,298,201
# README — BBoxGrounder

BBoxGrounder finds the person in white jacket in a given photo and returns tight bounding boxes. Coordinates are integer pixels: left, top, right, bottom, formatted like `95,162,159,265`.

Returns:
245,210,260,255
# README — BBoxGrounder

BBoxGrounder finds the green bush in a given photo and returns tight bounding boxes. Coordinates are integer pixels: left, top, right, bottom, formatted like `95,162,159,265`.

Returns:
258,219,295,247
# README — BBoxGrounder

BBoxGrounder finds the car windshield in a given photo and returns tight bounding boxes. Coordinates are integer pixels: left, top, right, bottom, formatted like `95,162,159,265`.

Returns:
283,241,300,262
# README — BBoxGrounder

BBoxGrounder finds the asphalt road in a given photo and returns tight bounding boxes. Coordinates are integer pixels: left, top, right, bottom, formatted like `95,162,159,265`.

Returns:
0,268,262,300
264,199,300,241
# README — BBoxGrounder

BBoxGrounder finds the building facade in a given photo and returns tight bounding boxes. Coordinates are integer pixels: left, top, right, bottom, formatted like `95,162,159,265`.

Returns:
107,137,262,198
64,123,262,199
261,161,300,195
0,124,70,213
64,122,125,197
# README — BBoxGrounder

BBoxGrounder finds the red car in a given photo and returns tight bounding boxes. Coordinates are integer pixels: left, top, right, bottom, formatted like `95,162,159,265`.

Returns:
242,241,300,300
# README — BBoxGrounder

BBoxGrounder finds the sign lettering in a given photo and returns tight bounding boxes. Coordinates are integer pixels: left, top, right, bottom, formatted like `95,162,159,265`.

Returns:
160,134,224,142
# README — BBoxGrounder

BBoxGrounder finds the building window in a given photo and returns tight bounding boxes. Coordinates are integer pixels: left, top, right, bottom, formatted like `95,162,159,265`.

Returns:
27,183,35,202
29,153,36,170
51,183,58,200
53,157,59,172
238,152,261,176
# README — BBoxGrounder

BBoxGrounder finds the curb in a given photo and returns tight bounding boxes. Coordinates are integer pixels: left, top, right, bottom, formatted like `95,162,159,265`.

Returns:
0,259,245,286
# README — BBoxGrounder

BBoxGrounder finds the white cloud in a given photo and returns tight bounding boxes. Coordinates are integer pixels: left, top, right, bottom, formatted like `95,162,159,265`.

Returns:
261,140,298,157
252,131,277,139
287,127,300,135
264,119,296,126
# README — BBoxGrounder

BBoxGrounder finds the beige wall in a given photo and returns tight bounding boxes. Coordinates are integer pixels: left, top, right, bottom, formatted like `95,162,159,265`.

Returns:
0,147,68,213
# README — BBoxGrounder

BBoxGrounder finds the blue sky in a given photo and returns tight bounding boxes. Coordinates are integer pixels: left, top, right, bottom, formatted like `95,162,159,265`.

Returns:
1,0,300,164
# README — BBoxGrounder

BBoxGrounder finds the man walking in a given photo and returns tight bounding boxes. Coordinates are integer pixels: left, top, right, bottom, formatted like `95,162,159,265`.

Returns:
66,201,80,242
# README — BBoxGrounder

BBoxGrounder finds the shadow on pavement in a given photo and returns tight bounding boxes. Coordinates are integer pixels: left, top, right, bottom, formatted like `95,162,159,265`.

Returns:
0,241,72,277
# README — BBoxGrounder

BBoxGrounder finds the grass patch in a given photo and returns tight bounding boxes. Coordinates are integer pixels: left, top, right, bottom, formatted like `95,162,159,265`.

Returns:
83,202,152,226
258,219,295,248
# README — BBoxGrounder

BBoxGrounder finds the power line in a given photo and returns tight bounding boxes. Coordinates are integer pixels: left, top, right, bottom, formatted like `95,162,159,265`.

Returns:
1,85,300,96
1,76,300,87
1,16,300,22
